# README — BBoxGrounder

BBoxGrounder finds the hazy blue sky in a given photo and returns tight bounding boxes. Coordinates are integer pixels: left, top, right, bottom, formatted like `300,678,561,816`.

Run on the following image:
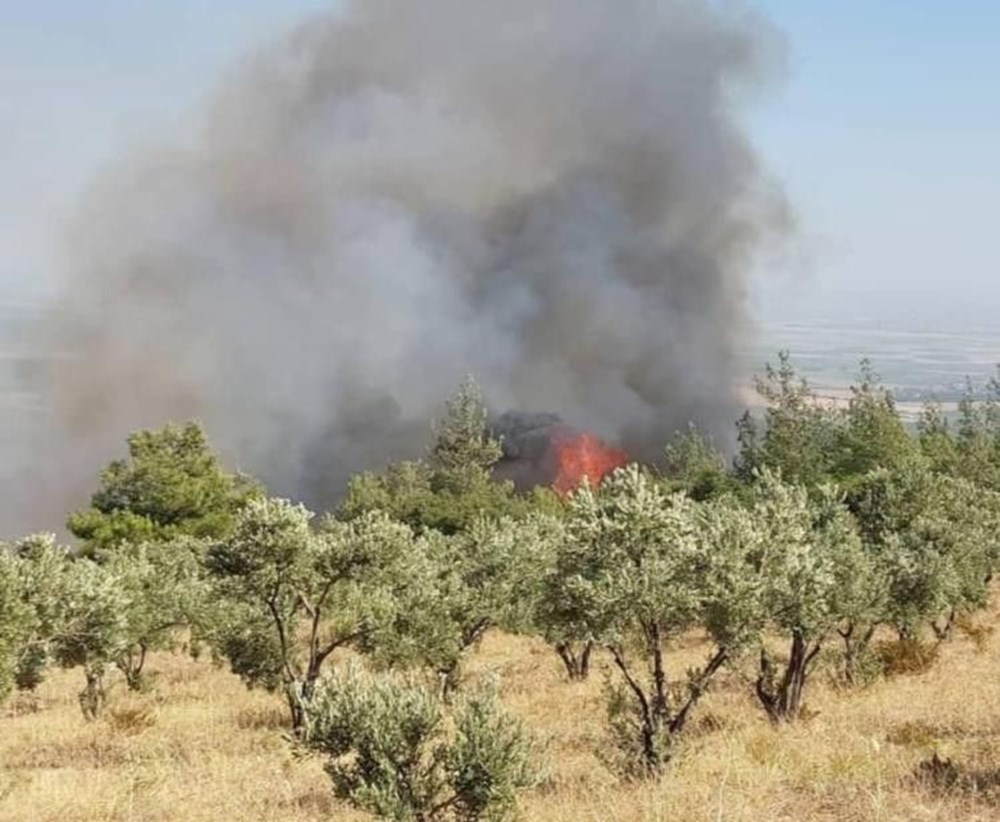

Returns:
751,0,1000,329
1,1,997,329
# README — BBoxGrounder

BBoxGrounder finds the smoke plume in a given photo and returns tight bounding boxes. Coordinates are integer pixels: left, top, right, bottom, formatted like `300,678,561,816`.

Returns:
12,0,790,531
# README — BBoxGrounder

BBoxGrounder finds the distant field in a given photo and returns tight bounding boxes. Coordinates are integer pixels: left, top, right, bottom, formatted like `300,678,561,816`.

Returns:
742,320,1000,421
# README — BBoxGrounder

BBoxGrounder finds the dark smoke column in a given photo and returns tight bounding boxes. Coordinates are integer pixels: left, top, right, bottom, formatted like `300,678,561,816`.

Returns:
15,0,790,532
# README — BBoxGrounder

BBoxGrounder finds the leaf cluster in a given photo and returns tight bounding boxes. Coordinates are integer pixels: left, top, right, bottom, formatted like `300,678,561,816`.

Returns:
68,422,260,555
301,665,541,821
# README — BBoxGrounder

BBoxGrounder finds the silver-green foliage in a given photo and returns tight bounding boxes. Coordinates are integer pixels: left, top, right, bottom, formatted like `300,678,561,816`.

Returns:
54,555,131,719
0,548,33,701
548,465,761,775
749,472,865,721
0,535,69,694
301,665,541,822
848,467,1000,641
103,537,208,690
408,514,561,693
206,498,430,729
1,535,133,717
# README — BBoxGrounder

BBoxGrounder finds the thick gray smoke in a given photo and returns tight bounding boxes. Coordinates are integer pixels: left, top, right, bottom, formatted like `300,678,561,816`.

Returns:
13,0,790,531
492,412,568,490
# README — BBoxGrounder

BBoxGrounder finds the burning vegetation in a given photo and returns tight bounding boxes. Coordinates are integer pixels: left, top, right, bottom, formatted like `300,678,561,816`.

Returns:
547,426,630,497
491,412,629,496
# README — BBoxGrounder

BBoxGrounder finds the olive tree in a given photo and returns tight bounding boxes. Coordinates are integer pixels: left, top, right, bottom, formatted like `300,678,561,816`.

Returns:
1,534,130,716
206,498,427,731
103,537,209,690
536,556,596,683
536,521,599,682
406,514,560,695
51,558,131,719
750,472,865,722
847,468,1000,644
300,664,542,822
920,475,1000,638
549,465,761,776
0,549,33,702
828,535,889,687
0,535,72,694
6,533,210,709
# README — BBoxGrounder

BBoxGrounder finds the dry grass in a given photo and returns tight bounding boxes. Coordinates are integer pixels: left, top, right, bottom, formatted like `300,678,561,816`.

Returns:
3,605,1000,821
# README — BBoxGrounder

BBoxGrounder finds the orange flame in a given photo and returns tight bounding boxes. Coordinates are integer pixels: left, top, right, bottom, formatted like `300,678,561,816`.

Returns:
548,425,629,497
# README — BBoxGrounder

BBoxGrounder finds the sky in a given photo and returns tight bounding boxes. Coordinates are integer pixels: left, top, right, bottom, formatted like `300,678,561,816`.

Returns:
750,0,1000,329
1,1,998,330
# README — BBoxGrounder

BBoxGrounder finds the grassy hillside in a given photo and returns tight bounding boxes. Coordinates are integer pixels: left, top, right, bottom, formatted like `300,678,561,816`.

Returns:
3,595,1000,821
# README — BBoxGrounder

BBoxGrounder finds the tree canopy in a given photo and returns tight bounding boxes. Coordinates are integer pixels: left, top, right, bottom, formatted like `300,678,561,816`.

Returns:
68,422,260,556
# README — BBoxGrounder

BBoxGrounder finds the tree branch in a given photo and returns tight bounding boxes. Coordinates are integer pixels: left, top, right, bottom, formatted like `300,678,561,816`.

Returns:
267,594,298,684
608,643,652,728
462,617,492,650
804,638,823,669
314,629,367,671
670,646,728,734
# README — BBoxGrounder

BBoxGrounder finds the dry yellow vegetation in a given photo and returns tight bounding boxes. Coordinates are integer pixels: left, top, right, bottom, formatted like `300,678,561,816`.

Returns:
3,604,1000,822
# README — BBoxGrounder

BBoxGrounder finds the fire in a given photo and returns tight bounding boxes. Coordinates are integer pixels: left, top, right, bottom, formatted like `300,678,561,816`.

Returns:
547,425,629,497
491,412,630,495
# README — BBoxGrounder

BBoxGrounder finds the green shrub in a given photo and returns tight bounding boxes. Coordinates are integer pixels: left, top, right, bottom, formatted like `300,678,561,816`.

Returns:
300,665,542,821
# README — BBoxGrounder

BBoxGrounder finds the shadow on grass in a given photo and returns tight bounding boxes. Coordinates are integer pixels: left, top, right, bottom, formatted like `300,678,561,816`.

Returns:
915,753,1000,806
